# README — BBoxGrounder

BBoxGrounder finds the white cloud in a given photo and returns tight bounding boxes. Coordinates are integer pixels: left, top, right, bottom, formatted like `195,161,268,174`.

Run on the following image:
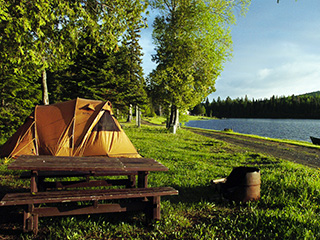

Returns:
211,48,320,101
257,68,272,80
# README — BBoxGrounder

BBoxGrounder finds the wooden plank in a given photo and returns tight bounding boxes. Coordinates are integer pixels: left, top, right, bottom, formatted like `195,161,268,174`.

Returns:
120,158,168,171
8,156,124,171
20,170,138,178
9,156,168,172
0,187,179,206
43,179,132,189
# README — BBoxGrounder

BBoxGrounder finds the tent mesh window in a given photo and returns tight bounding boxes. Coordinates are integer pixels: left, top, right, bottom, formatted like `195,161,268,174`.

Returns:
93,111,120,132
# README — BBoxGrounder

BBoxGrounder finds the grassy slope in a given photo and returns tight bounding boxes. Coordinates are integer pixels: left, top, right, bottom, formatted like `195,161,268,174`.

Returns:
0,124,319,239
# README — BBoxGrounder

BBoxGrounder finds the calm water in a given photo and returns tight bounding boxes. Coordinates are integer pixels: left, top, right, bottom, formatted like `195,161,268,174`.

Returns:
185,118,320,142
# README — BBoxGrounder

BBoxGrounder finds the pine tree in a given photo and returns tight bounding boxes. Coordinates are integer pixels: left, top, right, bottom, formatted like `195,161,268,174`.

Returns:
0,65,41,140
48,5,148,114
118,10,148,117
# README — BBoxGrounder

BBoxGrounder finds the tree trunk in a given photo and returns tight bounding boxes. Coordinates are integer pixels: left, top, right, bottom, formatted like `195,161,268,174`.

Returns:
136,106,141,127
138,108,141,128
167,105,179,133
136,105,139,126
173,108,179,134
42,69,49,105
127,104,132,122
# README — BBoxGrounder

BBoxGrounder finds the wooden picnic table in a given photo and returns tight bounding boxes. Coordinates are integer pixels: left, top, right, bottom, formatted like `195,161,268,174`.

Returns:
2,155,177,233
8,155,169,192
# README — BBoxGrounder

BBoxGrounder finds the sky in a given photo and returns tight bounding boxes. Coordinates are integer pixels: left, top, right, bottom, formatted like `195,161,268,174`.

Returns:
139,0,320,101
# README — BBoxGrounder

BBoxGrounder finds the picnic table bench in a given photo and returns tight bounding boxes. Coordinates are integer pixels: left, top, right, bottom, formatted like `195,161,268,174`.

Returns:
0,155,178,234
0,187,178,234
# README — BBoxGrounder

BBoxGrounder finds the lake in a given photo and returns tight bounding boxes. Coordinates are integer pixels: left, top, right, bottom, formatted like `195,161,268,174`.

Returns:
185,118,320,143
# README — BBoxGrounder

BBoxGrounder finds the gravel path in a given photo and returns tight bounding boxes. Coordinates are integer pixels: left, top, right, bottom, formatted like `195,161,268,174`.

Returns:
188,128,320,169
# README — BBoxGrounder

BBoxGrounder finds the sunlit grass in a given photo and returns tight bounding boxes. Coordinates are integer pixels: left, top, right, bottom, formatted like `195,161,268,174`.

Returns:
184,125,320,149
143,116,166,125
129,114,214,126
0,124,319,239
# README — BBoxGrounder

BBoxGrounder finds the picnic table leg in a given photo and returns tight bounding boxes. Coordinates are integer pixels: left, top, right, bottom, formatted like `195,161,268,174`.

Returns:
23,208,31,232
145,196,161,222
138,171,148,188
152,196,161,220
30,170,38,193
127,175,136,188
23,204,39,234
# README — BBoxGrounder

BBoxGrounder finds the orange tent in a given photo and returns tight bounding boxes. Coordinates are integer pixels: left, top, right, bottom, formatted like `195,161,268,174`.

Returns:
0,98,141,158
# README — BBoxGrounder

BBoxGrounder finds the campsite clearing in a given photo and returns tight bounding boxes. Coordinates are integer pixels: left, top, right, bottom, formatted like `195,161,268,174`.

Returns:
0,124,319,239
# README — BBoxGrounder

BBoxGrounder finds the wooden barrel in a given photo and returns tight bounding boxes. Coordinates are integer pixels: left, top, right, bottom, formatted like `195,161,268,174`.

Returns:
222,167,260,202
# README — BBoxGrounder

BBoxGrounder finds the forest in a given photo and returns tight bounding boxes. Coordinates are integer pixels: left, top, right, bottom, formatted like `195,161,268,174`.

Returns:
0,0,251,140
191,92,320,119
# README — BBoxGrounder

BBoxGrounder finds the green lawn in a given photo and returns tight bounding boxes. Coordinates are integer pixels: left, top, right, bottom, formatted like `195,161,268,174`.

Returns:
0,124,319,239
142,115,213,126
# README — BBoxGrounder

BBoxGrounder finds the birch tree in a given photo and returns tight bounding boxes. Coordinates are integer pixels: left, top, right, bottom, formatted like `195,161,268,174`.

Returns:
148,0,250,132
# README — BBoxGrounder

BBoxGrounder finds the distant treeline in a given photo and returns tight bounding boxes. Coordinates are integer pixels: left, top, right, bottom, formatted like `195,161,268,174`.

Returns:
191,93,320,119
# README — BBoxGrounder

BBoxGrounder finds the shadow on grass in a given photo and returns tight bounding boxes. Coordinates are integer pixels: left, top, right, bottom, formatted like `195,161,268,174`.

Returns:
0,185,30,237
0,184,226,238
165,184,224,205
0,206,25,238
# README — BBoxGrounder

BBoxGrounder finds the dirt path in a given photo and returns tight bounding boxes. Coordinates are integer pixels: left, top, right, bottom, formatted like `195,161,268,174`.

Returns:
188,128,320,168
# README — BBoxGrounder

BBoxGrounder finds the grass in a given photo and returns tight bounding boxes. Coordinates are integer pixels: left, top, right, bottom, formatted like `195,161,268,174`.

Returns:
143,116,167,125
0,124,320,239
142,115,213,126
184,126,320,150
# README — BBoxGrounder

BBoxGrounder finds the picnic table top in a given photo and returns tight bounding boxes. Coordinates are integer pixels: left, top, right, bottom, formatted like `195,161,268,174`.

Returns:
8,155,169,172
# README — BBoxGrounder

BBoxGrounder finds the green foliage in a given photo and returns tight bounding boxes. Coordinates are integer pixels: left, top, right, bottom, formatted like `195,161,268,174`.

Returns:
0,70,41,141
210,94,320,118
45,1,148,111
118,7,148,109
48,29,148,112
0,0,148,137
300,90,320,98
48,39,120,103
190,103,206,116
1,0,143,72
147,0,250,128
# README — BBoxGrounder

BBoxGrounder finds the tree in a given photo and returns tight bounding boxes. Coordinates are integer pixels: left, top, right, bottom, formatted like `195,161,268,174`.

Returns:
148,0,250,132
191,103,206,116
47,1,148,112
117,10,149,120
204,98,211,117
0,1,42,139
0,67,41,141
47,34,119,103
0,0,148,140
48,27,148,112
1,0,147,105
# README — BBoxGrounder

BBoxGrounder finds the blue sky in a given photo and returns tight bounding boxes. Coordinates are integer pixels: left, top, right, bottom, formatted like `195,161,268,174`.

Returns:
140,0,320,101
